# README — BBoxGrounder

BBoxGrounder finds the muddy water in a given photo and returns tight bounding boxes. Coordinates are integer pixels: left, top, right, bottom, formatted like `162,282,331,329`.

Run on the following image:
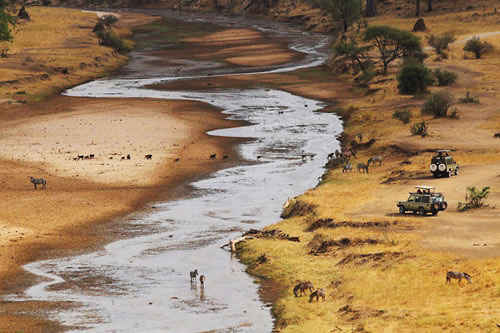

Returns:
9,11,342,332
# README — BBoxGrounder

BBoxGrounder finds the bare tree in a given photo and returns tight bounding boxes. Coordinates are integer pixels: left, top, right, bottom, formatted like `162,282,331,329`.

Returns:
415,0,420,17
427,0,432,12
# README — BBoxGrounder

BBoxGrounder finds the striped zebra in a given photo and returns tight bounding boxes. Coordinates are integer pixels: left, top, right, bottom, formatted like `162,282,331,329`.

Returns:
190,269,198,282
446,271,471,285
29,176,46,190
293,281,314,297
309,288,325,302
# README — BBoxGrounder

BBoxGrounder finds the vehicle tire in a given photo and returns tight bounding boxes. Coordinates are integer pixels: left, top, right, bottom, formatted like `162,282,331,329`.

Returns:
440,202,448,210
455,169,459,176
418,207,426,216
432,173,439,178
430,164,437,172
399,206,405,214
432,203,440,211
431,209,438,216
438,164,446,172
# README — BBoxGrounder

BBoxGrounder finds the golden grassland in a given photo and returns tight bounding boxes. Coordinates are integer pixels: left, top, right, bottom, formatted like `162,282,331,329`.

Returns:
0,7,133,102
239,6,500,333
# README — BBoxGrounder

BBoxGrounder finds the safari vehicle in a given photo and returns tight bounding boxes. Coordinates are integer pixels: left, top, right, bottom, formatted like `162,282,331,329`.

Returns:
397,186,448,216
430,150,459,178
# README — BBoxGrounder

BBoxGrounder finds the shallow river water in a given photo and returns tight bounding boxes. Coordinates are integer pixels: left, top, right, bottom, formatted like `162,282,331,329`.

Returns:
8,10,343,332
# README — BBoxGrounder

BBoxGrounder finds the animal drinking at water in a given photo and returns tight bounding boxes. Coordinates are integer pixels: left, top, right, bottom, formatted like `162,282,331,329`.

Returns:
190,269,198,282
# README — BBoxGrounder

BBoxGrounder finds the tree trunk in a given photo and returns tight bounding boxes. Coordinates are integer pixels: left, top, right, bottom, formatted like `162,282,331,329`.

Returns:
416,0,420,17
427,0,432,12
365,0,376,17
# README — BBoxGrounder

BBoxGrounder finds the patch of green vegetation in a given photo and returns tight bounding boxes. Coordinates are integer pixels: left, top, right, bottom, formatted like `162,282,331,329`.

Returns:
289,67,332,81
133,18,220,50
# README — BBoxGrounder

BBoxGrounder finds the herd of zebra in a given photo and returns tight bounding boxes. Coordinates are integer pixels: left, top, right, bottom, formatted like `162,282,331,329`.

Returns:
293,281,326,303
290,271,471,306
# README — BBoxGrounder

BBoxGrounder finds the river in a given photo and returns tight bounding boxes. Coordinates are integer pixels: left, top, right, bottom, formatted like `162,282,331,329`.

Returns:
7,9,342,332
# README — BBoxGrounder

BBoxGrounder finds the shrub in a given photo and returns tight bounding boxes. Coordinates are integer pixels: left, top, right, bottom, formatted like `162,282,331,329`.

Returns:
100,14,119,27
433,69,457,86
397,63,434,95
463,37,493,59
426,32,456,55
421,91,454,118
96,30,132,54
459,91,480,104
411,121,428,137
355,69,375,87
457,186,490,211
392,108,412,124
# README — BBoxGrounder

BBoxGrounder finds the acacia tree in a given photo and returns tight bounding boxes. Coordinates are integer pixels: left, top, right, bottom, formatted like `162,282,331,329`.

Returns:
364,25,422,74
0,0,15,56
322,0,361,41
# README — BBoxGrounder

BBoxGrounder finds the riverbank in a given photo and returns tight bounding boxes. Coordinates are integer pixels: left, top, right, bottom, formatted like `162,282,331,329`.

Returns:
234,8,500,333
0,8,315,331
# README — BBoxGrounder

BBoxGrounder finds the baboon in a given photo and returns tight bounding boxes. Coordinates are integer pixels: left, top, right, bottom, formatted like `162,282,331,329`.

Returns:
327,152,334,160
342,162,352,173
200,275,205,286
174,158,180,162
223,155,229,160
209,153,217,160
145,154,153,160
126,154,130,160
89,154,95,159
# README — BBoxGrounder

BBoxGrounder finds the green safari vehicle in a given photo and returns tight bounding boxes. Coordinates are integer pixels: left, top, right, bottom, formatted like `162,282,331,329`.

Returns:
397,186,448,216
430,150,459,178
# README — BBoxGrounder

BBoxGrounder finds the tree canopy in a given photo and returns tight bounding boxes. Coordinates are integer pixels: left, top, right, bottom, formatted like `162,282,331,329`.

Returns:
0,0,15,51
364,25,422,74
322,0,361,40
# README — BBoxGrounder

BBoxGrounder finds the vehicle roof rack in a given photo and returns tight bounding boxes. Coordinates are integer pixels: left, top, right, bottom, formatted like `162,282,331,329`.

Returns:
415,185,435,189
436,149,451,153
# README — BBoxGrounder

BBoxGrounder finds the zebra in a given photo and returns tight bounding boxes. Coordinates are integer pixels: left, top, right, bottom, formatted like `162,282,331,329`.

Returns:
200,275,205,286
190,269,198,282
29,176,46,190
446,271,472,285
367,156,383,166
293,281,314,297
357,163,369,173
309,288,326,302
342,162,352,173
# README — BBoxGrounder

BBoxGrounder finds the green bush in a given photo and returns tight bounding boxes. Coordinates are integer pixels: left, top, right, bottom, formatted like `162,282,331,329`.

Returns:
397,63,434,95
433,69,457,86
463,37,493,59
457,186,490,211
96,30,132,54
421,91,454,118
100,14,119,26
410,121,428,137
392,108,412,124
426,33,456,55
459,91,480,104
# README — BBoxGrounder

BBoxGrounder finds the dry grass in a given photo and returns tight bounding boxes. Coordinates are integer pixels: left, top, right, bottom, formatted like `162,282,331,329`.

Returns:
239,5,500,332
0,7,130,102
